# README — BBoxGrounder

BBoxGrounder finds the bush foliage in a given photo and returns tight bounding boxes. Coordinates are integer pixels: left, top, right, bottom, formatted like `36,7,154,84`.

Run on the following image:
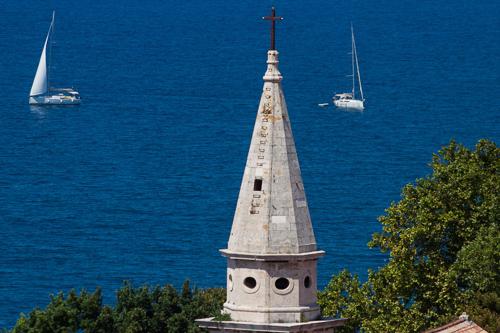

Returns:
9,281,225,333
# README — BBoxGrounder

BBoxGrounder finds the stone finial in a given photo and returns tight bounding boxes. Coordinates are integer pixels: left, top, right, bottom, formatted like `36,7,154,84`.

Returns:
263,50,282,82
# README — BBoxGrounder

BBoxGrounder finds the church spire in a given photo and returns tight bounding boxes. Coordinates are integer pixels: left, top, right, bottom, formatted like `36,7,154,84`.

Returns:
225,8,317,257
197,7,345,332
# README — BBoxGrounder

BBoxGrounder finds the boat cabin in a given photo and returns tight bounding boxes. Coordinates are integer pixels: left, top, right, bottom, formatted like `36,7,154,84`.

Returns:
50,88,80,98
333,93,353,101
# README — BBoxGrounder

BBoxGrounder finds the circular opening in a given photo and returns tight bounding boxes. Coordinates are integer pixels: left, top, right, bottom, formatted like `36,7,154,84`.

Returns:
244,277,257,289
304,276,311,288
275,277,290,290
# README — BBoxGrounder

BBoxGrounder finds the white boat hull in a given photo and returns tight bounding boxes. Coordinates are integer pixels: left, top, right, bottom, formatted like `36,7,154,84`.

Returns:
333,98,364,110
29,95,80,105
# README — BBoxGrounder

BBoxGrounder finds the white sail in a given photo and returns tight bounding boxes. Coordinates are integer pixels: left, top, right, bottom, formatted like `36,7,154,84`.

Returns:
30,13,54,97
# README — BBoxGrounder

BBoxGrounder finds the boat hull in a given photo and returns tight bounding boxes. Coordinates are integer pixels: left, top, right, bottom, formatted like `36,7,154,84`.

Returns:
29,95,80,105
333,99,364,111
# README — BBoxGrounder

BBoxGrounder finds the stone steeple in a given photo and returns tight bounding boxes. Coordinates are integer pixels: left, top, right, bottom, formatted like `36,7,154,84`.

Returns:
218,47,326,324
197,7,345,333
225,49,318,256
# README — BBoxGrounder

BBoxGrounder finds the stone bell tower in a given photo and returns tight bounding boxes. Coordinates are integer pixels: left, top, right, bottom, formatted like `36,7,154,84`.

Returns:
197,7,345,333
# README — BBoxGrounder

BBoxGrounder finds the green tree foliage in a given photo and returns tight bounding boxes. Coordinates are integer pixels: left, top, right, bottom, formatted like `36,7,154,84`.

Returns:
10,281,225,333
318,139,499,333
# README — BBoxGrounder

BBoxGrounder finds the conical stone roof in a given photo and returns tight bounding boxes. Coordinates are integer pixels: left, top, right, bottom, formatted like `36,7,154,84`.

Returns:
225,50,318,255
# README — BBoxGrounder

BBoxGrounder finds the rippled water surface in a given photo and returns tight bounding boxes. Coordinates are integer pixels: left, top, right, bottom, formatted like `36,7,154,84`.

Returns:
0,0,499,328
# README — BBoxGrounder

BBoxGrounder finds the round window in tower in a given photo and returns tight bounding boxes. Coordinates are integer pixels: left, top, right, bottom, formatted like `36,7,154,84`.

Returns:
272,277,294,295
244,277,257,289
275,277,290,290
304,276,311,288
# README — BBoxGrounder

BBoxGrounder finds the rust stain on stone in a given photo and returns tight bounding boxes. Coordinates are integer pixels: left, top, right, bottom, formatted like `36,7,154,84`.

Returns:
262,115,282,122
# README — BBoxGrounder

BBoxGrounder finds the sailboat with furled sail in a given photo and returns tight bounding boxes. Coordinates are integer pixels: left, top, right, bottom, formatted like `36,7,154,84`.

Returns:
29,11,80,105
333,24,364,110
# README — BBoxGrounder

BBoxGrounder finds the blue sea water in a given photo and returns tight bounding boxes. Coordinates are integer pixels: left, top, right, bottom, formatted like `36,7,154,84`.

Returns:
0,0,499,328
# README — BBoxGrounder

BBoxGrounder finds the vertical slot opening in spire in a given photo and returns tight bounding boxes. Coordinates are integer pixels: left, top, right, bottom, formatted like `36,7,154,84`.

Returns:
253,179,263,191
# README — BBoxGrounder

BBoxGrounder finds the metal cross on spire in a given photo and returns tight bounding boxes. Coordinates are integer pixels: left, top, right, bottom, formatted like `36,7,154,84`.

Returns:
263,7,283,51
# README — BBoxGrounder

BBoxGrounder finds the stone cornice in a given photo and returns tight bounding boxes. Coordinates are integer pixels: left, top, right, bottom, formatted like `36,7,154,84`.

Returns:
220,249,325,262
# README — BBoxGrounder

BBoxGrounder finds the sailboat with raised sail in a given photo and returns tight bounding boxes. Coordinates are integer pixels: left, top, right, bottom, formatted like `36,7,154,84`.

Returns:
29,11,80,105
333,24,364,110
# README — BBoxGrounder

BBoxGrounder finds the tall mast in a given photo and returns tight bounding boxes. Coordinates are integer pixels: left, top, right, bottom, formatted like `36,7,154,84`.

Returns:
351,24,355,99
352,25,364,101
